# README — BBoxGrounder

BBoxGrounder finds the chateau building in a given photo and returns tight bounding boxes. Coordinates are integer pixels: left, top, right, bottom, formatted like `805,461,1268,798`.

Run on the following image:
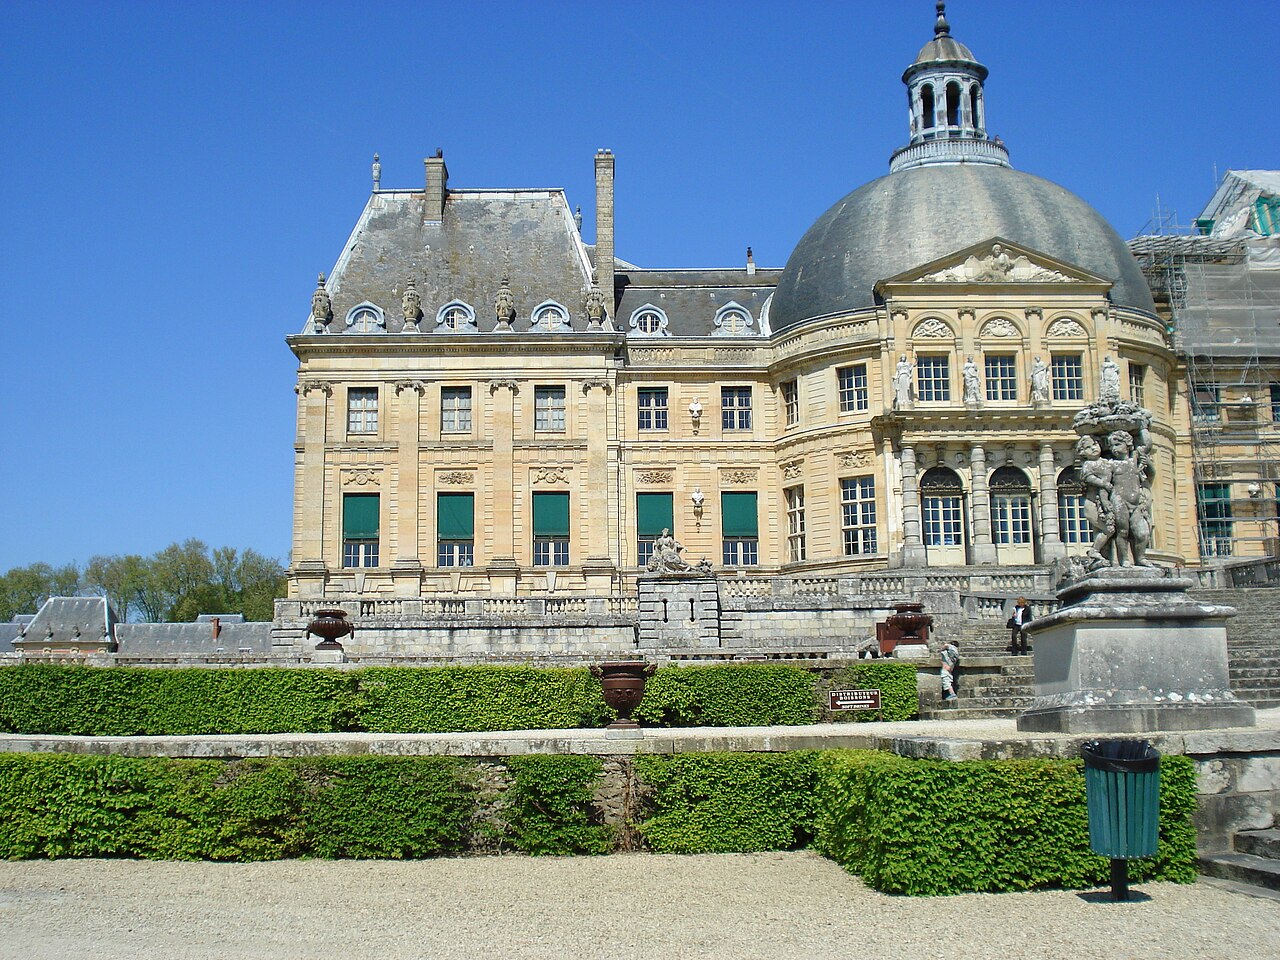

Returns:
286,5,1198,603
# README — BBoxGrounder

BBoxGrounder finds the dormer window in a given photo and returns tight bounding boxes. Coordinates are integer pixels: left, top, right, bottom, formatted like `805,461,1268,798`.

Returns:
345,303,385,333
712,302,756,337
628,304,669,337
636,311,662,333
531,301,571,332
719,310,748,334
442,307,468,330
434,300,476,332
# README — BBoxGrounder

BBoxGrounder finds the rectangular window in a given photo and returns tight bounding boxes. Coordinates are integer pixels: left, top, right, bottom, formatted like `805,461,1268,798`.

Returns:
781,380,799,427
637,388,669,431
437,492,474,567
991,495,1033,545
916,356,950,402
342,492,379,568
838,364,869,412
1058,492,1090,545
1192,382,1221,421
721,491,758,566
347,387,378,434
1128,364,1146,407
636,492,674,567
1051,355,1084,401
441,386,472,433
841,476,877,555
534,386,566,432
721,386,753,430
532,491,570,566
923,496,963,547
1197,483,1234,557
785,486,806,562
1271,383,1280,422
985,355,1017,402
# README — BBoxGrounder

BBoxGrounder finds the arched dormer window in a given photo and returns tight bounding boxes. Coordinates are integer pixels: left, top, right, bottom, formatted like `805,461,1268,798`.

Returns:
921,84,936,130
712,302,755,337
530,300,572,332
628,304,669,337
969,83,981,131
345,302,385,333
946,81,962,127
435,300,476,332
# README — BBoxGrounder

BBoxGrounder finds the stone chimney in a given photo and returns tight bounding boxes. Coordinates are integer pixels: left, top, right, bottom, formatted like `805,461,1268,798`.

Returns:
424,149,448,222
594,149,615,315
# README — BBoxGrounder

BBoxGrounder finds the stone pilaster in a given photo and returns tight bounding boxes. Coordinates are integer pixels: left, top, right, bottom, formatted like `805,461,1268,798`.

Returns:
391,380,426,596
969,443,997,565
292,381,332,598
487,380,519,594
581,379,616,593
1039,442,1067,562
900,444,927,567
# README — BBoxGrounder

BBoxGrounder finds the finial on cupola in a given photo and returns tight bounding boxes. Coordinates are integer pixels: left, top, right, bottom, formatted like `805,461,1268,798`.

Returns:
935,1,950,38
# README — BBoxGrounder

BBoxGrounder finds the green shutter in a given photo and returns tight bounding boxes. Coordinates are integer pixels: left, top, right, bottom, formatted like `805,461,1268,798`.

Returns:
721,492,758,537
343,493,380,539
437,493,474,540
533,492,570,537
636,492,674,537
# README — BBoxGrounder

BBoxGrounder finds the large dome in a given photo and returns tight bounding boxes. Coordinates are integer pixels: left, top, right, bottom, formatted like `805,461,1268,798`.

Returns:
769,164,1156,332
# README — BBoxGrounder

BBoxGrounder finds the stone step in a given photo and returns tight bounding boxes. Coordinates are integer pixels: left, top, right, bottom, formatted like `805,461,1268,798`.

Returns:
919,706,1025,720
1198,853,1280,892
1235,829,1280,860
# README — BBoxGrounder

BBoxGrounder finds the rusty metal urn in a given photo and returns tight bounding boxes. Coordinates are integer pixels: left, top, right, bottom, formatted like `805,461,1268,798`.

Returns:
590,660,657,729
305,608,354,651
887,601,932,643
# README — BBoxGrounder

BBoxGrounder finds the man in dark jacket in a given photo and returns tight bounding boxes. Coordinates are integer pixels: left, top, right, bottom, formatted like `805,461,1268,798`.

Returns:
1008,597,1033,655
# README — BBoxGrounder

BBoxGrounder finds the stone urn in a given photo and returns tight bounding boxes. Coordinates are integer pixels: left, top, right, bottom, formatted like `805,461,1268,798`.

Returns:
887,601,932,644
305,608,354,651
590,660,657,729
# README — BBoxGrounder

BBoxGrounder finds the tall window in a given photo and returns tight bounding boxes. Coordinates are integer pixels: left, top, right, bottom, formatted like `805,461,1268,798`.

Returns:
532,491,570,566
636,492,673,567
1056,467,1090,545
534,386,566,432
838,364,868,412
916,356,950,402
342,493,379,568
437,493,474,567
1129,363,1147,407
1051,355,1084,401
1271,383,1280,422
347,387,378,434
921,468,963,547
637,388,668,431
985,355,1016,401
989,466,1033,545
722,386,752,430
781,380,799,427
1197,483,1234,557
441,386,472,433
1192,383,1221,421
841,476,877,555
721,491,758,566
785,486,806,562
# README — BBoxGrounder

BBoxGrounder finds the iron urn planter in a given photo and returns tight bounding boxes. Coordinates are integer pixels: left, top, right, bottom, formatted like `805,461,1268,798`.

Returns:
590,660,657,729
305,608,354,651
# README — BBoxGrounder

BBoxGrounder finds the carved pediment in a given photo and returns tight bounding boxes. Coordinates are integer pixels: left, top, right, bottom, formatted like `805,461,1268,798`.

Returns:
881,238,1110,287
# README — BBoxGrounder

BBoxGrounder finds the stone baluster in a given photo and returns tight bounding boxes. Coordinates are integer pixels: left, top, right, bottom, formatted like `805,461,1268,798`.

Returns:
969,443,997,564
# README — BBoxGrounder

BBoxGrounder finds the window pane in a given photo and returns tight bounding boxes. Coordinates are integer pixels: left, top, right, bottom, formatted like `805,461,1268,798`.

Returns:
347,388,378,434
1051,355,1083,401
838,364,868,412
535,386,566,431
923,496,963,546
984,355,1016,401
441,387,472,432
991,495,1032,544
638,388,669,430
841,476,877,555
785,486,806,561
782,380,799,427
916,356,950,402
721,387,752,430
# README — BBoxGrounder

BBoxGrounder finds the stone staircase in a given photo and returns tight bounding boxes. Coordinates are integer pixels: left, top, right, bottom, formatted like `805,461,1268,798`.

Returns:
1199,829,1280,893
1191,587,1280,710
917,621,1034,719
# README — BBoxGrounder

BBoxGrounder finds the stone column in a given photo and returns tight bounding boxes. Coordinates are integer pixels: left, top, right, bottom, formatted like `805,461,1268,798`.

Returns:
1039,443,1067,562
391,380,426,596
487,380,520,595
292,381,332,597
581,379,616,594
969,443,997,565
900,444,927,567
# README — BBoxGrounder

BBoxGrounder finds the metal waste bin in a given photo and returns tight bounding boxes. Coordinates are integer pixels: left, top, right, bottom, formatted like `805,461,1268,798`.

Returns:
1081,739,1161,900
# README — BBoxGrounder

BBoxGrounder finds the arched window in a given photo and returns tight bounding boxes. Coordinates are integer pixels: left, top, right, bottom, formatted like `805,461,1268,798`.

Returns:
921,467,964,547
969,84,981,130
435,300,476,332
628,304,669,337
530,301,571,332
1057,466,1090,545
345,303,384,333
946,81,962,127
713,302,755,336
989,466,1032,545
921,84,936,130
635,311,662,333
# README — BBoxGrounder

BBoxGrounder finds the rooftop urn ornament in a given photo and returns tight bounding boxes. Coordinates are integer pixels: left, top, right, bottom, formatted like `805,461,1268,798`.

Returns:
494,276,516,331
371,152,381,190
311,273,333,333
584,270,608,330
401,277,422,332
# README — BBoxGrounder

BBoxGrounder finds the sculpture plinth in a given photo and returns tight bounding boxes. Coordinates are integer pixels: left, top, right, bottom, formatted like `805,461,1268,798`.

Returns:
1016,568,1255,734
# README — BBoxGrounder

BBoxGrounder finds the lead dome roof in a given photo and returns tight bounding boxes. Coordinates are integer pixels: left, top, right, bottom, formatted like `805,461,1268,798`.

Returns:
769,163,1156,332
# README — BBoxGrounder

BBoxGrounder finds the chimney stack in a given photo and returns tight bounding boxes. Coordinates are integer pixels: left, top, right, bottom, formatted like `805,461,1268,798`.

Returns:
424,148,448,221
594,150,615,319
746,246,756,275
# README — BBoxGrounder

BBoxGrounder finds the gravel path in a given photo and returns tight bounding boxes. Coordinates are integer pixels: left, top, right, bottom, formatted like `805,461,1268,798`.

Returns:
1,854,1276,960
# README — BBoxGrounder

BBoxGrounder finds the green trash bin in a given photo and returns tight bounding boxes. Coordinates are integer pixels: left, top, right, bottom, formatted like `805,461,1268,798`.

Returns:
1081,739,1161,900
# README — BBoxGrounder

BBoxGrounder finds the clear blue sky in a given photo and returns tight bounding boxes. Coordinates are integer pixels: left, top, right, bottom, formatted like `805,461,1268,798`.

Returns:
1,0,1275,572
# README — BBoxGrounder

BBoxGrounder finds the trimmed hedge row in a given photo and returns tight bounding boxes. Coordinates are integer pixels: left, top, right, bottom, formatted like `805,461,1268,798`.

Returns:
0,750,1199,897
0,662,919,736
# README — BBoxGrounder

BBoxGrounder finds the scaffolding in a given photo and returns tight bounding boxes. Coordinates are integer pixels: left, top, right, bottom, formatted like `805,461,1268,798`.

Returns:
1129,212,1280,561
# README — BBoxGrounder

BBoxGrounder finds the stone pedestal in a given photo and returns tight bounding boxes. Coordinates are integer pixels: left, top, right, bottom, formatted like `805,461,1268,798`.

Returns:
637,575,720,649
390,560,423,598
581,559,616,595
1017,568,1255,734
291,560,329,598
485,559,520,597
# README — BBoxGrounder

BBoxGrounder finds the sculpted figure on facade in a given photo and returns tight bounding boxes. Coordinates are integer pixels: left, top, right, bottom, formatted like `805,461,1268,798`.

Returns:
1072,395,1156,570
1030,356,1050,403
311,273,333,332
962,356,982,406
1105,428,1154,567
494,277,516,331
894,355,914,410
1099,355,1121,403
401,278,422,332
584,270,608,330
646,529,709,575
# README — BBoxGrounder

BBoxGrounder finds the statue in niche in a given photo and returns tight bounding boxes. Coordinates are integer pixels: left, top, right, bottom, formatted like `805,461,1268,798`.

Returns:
894,355,914,410
311,273,333,332
962,356,982,405
1030,356,1050,403
494,277,516,331
1099,355,1121,403
401,278,422,331
584,270,608,329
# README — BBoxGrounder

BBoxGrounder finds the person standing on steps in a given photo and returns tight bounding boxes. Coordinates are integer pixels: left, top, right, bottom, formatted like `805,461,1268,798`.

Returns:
940,638,961,702
1007,597,1033,655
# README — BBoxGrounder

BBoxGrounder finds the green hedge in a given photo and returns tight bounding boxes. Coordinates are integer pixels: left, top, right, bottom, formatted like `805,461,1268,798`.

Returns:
815,662,920,723
503,756,611,855
813,750,1198,895
0,662,918,736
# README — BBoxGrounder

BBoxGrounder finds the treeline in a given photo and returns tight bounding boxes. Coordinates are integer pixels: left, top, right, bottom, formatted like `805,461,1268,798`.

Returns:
0,540,287,624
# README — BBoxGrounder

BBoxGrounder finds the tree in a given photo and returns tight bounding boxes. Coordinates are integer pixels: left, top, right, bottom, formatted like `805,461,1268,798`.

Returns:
0,563,82,622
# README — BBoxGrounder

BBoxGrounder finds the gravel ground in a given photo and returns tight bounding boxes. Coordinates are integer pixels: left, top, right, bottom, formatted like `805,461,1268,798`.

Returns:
1,854,1277,960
